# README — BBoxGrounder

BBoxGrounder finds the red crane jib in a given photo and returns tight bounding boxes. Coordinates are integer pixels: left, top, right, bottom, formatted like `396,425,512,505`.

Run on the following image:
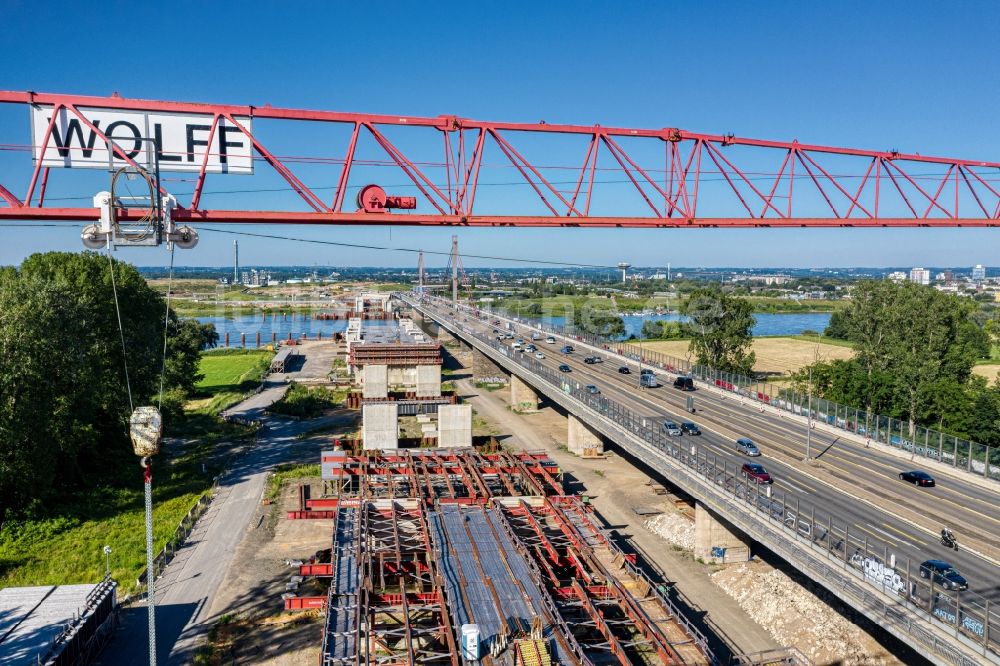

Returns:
1,90,999,228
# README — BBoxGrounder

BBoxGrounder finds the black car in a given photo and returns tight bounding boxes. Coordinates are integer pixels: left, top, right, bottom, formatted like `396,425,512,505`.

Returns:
673,376,695,391
618,366,631,374
584,356,597,364
899,470,935,487
558,364,572,373
920,560,968,590
681,422,701,435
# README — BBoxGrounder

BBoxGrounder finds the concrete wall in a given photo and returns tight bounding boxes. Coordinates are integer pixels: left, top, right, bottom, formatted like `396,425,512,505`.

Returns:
567,413,603,456
438,404,472,448
510,375,539,413
363,364,388,399
694,502,750,565
387,366,417,386
415,364,442,397
362,403,398,450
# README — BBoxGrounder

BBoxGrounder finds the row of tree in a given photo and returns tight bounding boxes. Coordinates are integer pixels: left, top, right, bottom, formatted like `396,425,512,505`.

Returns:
799,280,996,443
0,252,216,517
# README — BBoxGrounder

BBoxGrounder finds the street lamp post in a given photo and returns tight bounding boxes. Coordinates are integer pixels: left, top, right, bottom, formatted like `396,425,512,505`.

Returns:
102,545,112,577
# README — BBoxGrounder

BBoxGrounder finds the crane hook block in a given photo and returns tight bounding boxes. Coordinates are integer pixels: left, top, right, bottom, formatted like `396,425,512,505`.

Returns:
357,184,417,213
129,406,163,457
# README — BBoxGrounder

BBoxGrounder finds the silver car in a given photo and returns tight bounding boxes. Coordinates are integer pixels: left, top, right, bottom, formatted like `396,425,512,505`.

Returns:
662,421,682,436
736,438,761,456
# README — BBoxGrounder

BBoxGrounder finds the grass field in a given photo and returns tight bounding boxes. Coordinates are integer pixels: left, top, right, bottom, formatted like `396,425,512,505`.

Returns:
641,336,854,377
0,417,254,595
0,349,268,594
198,348,273,393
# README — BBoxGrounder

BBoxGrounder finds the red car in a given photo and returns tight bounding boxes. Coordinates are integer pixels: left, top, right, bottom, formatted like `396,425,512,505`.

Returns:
741,462,773,484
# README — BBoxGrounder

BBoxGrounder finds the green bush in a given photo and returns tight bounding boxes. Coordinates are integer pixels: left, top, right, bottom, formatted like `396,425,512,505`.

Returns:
268,383,345,418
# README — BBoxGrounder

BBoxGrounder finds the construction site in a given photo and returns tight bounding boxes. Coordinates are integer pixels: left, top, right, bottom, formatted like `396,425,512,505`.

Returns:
282,447,714,665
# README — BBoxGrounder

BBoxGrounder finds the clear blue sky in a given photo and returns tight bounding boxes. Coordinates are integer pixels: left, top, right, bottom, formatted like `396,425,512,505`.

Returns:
2,0,999,269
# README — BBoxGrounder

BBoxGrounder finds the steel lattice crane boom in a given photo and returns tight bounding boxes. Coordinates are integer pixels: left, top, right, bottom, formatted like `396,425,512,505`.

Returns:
2,90,1000,233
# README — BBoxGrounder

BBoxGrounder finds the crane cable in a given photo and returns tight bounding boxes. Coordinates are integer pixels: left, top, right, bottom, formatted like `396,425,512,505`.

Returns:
157,243,176,411
105,245,134,413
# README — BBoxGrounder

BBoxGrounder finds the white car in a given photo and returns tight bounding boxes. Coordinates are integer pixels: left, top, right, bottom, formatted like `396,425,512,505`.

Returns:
535,351,545,359
546,337,556,344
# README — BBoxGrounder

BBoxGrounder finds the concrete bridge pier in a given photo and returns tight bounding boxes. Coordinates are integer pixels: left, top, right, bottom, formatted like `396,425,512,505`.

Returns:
437,326,458,346
472,347,505,382
694,503,750,565
510,375,540,413
567,414,604,456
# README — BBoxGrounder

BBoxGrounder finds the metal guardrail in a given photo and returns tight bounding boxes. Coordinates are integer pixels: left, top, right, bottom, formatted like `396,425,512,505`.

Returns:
134,480,217,595
405,296,999,666
731,646,812,666
468,300,1000,484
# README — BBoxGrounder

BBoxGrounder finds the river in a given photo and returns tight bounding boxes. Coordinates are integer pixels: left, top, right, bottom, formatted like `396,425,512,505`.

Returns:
542,312,831,338
196,311,831,346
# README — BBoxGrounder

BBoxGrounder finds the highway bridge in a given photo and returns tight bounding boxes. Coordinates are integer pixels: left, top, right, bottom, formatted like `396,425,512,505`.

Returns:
400,293,1000,666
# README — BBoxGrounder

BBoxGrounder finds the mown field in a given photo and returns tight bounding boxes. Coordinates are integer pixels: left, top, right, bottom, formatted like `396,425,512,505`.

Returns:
641,336,855,377
0,349,269,594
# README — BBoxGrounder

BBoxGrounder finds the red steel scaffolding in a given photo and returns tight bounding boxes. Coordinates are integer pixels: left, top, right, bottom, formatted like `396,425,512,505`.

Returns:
285,448,714,665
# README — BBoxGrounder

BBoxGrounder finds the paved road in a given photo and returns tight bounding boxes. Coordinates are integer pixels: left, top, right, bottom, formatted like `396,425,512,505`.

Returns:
418,299,1000,606
96,379,331,665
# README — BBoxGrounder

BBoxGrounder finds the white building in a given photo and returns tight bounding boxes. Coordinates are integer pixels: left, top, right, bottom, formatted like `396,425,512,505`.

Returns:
909,267,930,285
973,264,987,282
888,271,907,283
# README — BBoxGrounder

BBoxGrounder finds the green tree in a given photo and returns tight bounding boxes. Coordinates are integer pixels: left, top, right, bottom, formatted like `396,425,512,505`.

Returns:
682,287,756,375
0,252,215,516
641,320,664,339
0,279,92,514
823,310,851,340
573,300,625,338
799,280,989,437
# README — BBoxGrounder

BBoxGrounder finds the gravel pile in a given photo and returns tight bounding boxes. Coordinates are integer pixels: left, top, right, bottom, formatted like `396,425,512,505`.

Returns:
645,511,695,551
712,563,893,665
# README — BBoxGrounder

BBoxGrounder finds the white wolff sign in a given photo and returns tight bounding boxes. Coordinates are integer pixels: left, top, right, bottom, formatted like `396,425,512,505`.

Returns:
31,105,254,174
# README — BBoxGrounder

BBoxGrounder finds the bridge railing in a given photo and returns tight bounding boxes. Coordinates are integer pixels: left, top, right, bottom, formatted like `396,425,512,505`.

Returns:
463,299,1000,484
405,296,1000,666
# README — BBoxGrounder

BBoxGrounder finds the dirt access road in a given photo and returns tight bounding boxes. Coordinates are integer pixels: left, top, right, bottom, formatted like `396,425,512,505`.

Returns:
97,343,347,665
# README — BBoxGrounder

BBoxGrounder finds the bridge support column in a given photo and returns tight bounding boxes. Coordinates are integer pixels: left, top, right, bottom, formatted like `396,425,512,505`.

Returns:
438,404,472,448
567,414,603,457
415,364,441,397
510,375,539,413
472,348,506,384
362,364,388,399
437,326,458,347
694,503,750,565
363,403,399,450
